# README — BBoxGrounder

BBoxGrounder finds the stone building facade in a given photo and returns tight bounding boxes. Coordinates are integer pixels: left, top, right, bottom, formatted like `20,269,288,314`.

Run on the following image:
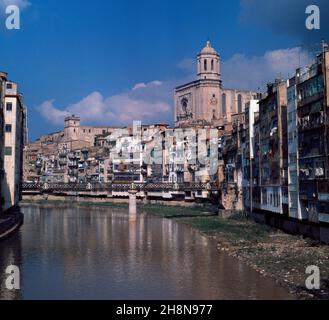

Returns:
0,72,6,215
0,72,26,214
295,45,329,224
258,80,289,216
242,100,260,212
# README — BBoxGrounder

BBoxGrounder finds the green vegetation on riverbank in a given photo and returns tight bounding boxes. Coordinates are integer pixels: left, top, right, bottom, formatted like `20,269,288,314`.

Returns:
21,199,329,299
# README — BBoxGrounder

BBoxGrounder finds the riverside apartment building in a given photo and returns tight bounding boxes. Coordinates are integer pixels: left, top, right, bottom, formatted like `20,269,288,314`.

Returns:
0,72,6,215
295,43,329,226
241,43,329,242
258,80,289,215
0,72,26,214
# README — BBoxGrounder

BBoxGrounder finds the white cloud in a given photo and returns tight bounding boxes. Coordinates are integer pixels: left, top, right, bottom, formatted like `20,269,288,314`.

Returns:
132,83,147,91
222,47,312,90
37,100,70,125
132,80,162,91
38,47,314,127
36,81,172,126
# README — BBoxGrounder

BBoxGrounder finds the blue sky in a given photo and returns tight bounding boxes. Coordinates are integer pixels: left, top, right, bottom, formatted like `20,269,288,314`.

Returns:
0,0,328,141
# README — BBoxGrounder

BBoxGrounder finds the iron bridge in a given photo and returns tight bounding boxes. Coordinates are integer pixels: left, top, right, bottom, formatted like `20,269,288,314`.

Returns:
22,182,219,194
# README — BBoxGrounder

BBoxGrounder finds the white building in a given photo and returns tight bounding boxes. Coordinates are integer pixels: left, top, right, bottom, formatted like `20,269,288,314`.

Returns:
242,100,259,212
287,77,305,220
1,79,26,212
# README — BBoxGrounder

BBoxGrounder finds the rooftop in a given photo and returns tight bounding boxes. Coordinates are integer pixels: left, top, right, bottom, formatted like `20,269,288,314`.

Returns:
200,41,218,55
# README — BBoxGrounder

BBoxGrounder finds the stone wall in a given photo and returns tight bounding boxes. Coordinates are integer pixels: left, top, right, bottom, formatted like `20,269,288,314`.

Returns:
251,210,329,244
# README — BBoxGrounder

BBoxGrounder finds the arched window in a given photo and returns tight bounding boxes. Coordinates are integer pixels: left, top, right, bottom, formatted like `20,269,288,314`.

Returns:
222,93,227,115
211,60,214,71
238,94,243,113
181,98,189,113
204,59,207,71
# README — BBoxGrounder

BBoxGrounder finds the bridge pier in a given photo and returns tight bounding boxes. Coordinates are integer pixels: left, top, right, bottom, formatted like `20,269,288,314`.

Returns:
128,189,138,222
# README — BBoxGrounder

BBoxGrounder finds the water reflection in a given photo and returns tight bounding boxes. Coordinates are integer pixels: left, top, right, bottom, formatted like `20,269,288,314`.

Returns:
0,232,22,300
0,204,294,300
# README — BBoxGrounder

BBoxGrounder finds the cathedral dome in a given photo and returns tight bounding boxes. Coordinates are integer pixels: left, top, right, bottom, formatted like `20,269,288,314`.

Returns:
200,41,217,55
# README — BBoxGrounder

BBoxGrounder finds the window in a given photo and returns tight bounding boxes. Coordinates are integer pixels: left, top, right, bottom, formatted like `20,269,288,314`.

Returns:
6,103,12,111
5,147,12,156
238,94,243,113
211,59,214,71
6,83,12,89
181,98,188,113
222,93,227,115
262,188,267,205
204,59,207,71
5,124,12,133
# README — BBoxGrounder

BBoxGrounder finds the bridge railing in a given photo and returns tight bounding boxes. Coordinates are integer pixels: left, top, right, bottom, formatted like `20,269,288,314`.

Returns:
22,182,219,193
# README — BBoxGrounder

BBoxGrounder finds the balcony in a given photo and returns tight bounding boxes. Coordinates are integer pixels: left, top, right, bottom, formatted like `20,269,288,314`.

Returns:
68,162,78,168
177,113,193,121
53,169,65,174
297,91,323,108
299,167,325,180
298,144,324,158
298,115,324,132
59,149,68,157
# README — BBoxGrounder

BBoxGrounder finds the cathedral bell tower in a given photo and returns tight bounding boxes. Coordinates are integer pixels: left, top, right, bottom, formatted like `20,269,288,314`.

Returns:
174,40,222,127
174,40,256,128
197,40,221,81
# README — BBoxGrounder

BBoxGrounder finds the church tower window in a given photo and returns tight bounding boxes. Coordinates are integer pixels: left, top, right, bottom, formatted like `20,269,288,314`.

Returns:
222,93,227,115
181,98,188,113
211,60,214,71
204,59,207,71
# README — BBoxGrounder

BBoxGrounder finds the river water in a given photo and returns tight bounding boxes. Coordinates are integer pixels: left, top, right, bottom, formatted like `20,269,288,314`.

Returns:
0,204,294,300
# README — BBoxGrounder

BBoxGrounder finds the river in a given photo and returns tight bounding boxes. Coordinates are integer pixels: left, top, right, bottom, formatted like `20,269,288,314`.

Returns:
0,204,294,300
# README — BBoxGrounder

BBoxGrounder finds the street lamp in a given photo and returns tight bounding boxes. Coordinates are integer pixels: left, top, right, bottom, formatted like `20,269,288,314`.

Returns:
129,163,137,189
